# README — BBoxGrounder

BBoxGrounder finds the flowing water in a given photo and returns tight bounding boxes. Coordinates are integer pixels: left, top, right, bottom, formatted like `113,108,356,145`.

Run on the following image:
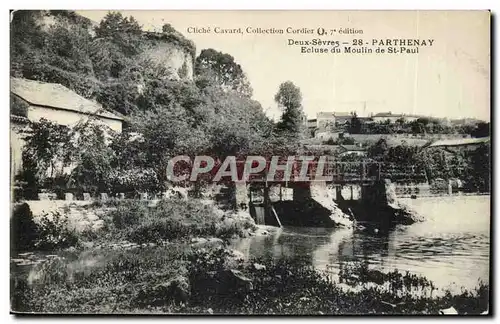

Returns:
231,195,490,292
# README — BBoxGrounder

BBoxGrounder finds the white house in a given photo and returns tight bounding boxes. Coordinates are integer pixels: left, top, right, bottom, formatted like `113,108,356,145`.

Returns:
10,77,124,178
11,78,124,132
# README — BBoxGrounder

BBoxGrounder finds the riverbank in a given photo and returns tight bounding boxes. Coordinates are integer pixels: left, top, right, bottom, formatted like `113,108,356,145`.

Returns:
10,197,489,314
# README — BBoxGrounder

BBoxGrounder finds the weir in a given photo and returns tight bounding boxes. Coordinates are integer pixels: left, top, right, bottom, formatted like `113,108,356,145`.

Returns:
230,160,425,227
239,179,399,227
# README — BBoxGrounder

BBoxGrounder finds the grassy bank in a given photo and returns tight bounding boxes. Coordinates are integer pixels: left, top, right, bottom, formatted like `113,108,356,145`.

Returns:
12,246,488,314
11,198,256,252
11,198,489,315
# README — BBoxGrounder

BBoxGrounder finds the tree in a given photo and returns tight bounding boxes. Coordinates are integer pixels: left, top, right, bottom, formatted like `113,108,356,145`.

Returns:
21,118,73,182
471,122,490,138
367,138,389,161
94,12,142,39
348,112,362,134
69,120,117,194
274,81,304,138
195,48,253,97
162,23,177,34
11,94,29,117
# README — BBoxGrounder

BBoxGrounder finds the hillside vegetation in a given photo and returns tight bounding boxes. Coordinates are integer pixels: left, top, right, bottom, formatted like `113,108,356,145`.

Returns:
11,10,302,196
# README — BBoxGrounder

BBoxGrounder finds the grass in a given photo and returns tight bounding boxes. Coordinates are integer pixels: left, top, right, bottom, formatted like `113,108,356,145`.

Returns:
104,199,256,244
10,198,489,315
11,246,489,314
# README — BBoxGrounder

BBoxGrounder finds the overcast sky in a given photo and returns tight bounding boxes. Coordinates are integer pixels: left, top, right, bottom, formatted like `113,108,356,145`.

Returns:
79,10,490,121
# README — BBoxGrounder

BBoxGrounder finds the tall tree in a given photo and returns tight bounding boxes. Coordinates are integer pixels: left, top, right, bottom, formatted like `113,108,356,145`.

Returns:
94,12,142,38
195,48,253,97
348,112,362,134
274,81,304,138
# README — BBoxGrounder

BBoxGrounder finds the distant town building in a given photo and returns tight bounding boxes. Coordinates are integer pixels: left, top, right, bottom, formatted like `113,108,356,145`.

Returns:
305,111,355,138
371,112,419,123
333,112,352,126
316,112,336,132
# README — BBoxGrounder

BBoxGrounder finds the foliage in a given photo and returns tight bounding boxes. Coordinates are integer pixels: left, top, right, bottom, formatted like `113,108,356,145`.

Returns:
274,81,305,139
348,112,362,134
124,199,255,244
11,94,29,117
340,114,489,137
162,23,177,34
94,11,142,39
323,136,356,145
68,121,116,194
20,118,121,195
470,122,490,138
10,225,489,314
11,11,97,97
35,211,79,250
195,48,253,97
11,204,79,252
365,138,490,191
11,203,39,251
21,118,73,183
109,200,150,230
108,168,161,195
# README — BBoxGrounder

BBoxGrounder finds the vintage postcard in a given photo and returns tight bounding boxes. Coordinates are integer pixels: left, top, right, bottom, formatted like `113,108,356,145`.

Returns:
10,10,490,315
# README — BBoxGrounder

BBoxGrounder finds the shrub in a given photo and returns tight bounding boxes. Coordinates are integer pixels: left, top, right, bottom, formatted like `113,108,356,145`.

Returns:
11,203,39,252
11,204,80,252
121,199,255,244
109,200,150,230
35,211,79,251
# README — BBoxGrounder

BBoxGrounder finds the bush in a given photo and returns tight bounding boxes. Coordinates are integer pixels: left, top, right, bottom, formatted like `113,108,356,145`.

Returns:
11,204,79,252
11,203,39,252
35,211,79,251
117,199,255,244
109,200,150,230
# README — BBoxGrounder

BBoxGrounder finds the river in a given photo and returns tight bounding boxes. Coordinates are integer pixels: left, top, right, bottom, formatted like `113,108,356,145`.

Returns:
231,195,490,293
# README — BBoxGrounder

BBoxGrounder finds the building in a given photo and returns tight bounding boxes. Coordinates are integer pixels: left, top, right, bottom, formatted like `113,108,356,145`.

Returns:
11,78,124,132
316,112,336,132
305,111,354,137
333,112,352,126
371,112,420,123
10,77,124,178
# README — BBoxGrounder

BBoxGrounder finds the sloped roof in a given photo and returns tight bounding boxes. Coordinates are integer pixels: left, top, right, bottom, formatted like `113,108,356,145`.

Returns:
373,112,404,118
334,112,352,117
317,112,335,119
428,137,490,148
10,78,123,121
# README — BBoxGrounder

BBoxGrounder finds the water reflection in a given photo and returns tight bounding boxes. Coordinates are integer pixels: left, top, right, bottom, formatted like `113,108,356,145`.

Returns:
231,196,490,292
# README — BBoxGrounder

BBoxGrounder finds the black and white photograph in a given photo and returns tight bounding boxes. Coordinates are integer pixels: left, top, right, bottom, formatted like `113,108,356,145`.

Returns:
8,9,491,315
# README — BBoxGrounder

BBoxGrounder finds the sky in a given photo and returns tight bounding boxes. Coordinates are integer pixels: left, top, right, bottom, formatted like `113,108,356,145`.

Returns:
78,10,490,121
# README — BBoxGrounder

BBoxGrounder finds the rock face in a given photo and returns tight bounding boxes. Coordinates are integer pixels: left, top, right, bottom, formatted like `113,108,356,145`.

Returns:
140,34,195,82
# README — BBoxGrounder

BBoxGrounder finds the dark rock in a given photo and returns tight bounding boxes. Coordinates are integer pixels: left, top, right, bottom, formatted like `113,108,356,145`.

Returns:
136,276,190,306
216,269,253,295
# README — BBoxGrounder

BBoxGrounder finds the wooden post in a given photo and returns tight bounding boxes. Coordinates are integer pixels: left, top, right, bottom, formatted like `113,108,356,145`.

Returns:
264,183,270,220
